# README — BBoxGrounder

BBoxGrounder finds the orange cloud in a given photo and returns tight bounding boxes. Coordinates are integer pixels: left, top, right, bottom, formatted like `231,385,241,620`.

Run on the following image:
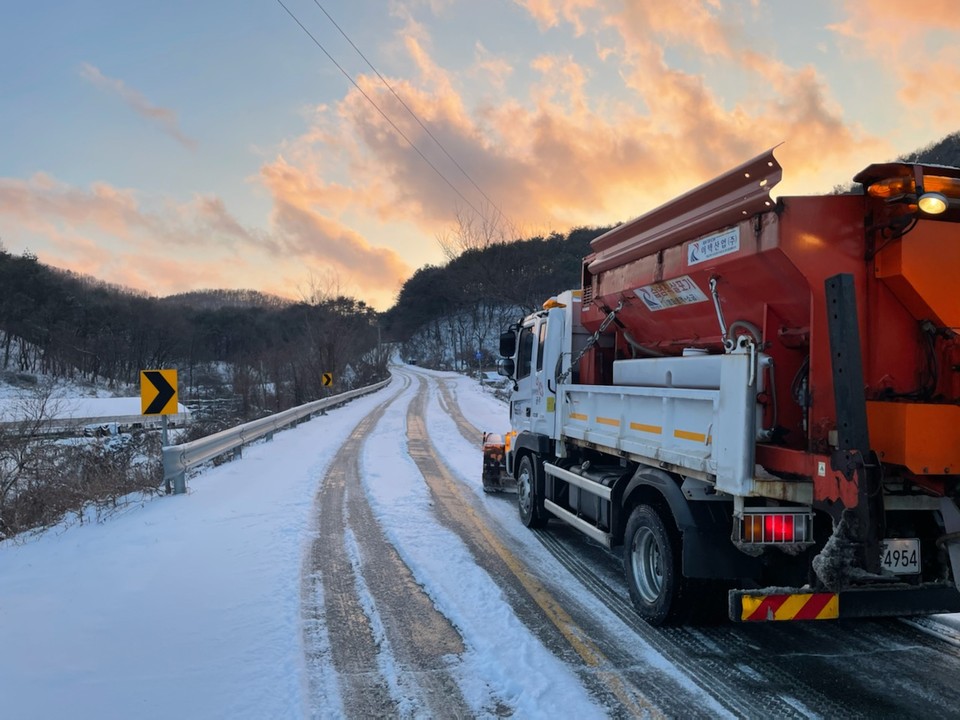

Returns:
470,43,514,91
0,174,143,238
259,156,411,289
828,2,960,137
513,0,598,35
900,51,960,130
497,0,891,202
79,63,196,151
0,172,409,310
529,55,590,113
312,33,885,239
613,0,739,58
828,0,960,45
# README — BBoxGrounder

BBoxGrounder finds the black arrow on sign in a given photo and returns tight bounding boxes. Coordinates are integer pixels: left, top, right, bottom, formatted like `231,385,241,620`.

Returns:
144,371,176,414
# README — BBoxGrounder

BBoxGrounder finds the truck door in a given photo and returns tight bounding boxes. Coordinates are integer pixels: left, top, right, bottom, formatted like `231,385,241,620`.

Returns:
530,316,557,439
511,314,557,437
512,320,537,434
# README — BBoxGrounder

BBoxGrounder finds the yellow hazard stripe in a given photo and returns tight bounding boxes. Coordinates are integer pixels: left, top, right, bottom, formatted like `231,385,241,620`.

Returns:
629,422,663,434
596,416,620,427
569,412,588,421
741,593,839,621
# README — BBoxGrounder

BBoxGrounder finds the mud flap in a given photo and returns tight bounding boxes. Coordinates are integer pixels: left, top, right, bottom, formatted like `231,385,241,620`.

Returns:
939,498,960,594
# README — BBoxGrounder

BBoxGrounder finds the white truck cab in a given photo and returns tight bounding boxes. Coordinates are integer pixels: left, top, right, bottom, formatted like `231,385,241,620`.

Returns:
503,290,584,442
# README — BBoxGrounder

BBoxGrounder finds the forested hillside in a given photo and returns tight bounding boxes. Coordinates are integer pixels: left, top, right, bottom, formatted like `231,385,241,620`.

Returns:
0,248,383,414
0,223,607,396
900,132,960,165
384,226,608,332
378,225,611,369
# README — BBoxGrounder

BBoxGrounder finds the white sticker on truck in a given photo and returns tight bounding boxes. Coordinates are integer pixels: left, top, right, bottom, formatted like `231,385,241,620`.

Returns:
687,227,740,266
635,275,708,312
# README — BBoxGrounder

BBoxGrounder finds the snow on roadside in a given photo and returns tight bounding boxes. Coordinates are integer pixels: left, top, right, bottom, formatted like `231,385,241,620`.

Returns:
0,382,395,719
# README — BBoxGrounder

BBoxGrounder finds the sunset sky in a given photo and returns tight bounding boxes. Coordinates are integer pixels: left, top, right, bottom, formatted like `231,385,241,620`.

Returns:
2,0,959,310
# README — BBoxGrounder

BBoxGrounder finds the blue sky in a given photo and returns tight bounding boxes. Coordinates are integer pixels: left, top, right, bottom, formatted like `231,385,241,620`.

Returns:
1,0,958,309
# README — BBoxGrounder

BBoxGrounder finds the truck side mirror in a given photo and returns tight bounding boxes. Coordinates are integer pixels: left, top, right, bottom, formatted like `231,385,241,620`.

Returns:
497,358,515,377
499,328,517,357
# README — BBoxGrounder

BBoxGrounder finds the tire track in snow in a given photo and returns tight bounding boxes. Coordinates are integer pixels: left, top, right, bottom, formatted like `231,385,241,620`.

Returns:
405,373,662,718
429,373,741,717
437,378,486,446
302,374,471,719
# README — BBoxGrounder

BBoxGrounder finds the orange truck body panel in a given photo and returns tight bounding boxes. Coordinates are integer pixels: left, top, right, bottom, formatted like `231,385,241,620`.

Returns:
580,149,960,501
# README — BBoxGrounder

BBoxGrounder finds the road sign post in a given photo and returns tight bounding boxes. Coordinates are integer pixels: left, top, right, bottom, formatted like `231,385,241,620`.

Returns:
141,369,180,493
320,372,333,415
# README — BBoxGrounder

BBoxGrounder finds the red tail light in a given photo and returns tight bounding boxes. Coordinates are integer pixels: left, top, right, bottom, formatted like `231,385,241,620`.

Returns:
740,510,812,544
765,514,795,542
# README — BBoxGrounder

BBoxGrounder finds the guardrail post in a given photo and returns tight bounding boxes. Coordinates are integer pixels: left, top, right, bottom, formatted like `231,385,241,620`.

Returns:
173,471,186,495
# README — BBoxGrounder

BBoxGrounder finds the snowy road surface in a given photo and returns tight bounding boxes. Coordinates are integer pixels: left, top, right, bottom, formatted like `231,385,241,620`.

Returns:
3,364,960,718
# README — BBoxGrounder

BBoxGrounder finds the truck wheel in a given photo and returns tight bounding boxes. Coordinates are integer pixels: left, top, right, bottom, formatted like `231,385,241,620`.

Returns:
624,505,685,625
517,455,546,528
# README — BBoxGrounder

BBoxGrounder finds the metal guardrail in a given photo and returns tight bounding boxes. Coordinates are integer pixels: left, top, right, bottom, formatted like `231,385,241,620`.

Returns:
161,379,391,494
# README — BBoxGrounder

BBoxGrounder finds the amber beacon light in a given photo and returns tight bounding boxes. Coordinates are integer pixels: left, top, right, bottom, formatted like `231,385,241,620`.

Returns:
866,172,959,215
918,191,948,215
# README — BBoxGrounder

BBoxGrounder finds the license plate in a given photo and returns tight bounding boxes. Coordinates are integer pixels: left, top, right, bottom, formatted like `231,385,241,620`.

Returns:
880,538,920,574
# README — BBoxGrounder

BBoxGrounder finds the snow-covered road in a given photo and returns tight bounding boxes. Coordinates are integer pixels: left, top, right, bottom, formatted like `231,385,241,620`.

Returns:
0,365,711,718
3,364,960,719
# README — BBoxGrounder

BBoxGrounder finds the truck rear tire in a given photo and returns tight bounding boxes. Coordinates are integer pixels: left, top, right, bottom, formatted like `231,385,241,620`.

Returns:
624,504,687,625
517,454,546,528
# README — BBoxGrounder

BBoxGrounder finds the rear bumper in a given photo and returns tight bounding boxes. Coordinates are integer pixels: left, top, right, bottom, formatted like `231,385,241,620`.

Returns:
730,585,960,622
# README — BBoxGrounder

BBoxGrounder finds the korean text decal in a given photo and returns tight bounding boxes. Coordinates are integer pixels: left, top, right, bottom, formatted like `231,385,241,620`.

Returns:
635,275,709,312
687,227,740,266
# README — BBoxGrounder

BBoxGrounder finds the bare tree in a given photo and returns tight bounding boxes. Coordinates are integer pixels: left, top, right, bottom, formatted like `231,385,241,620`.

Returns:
436,202,520,261
297,268,348,306
0,385,163,540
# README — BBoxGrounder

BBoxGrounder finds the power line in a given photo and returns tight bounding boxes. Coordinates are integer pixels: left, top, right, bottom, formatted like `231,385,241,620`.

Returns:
312,0,502,214
275,0,485,219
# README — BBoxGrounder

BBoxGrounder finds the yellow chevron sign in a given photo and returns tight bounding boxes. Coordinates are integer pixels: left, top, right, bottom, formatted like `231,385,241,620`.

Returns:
140,369,178,415
322,372,333,387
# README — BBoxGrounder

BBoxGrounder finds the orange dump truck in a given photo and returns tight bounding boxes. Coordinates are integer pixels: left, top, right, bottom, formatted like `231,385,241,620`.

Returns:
488,148,960,624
